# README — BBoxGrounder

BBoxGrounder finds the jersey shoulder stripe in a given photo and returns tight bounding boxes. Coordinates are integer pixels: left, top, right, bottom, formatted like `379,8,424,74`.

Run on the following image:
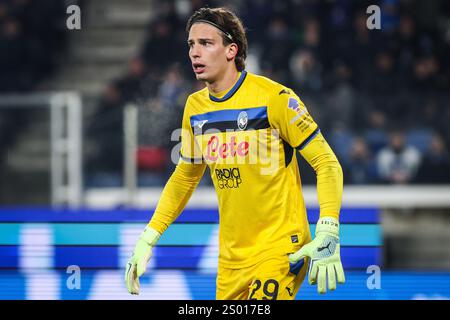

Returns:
190,106,269,135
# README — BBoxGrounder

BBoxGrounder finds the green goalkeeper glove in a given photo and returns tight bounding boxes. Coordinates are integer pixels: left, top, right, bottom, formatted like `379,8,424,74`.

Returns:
125,226,161,295
289,217,345,294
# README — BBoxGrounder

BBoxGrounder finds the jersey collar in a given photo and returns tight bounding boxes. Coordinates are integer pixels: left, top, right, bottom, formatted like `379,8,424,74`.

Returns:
209,71,247,102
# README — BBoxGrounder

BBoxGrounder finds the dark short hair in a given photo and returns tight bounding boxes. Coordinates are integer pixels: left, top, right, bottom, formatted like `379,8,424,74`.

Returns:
186,7,248,71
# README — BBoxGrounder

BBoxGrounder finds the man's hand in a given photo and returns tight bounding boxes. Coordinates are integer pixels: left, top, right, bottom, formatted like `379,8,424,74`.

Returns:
289,217,345,294
125,227,161,295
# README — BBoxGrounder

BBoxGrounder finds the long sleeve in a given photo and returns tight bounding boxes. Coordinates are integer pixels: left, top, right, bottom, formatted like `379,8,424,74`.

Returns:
266,86,343,220
299,132,343,220
148,159,206,233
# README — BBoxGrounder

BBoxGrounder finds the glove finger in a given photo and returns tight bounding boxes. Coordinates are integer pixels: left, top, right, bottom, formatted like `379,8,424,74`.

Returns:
137,250,152,277
317,265,327,294
125,262,132,292
125,263,138,294
327,264,336,291
288,246,308,263
335,262,345,284
309,259,319,285
125,261,132,284
132,268,140,295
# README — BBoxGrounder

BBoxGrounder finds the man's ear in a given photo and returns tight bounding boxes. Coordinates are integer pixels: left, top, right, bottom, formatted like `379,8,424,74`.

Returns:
226,43,238,61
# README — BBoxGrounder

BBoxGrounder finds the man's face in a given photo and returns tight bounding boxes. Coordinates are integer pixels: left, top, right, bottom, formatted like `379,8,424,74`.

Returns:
188,23,230,82
390,132,405,152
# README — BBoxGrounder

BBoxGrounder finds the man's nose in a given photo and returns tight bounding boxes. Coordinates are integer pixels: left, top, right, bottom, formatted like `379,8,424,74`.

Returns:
190,44,201,58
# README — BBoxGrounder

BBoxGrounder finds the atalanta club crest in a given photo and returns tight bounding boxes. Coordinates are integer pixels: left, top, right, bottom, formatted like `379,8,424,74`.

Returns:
237,111,248,130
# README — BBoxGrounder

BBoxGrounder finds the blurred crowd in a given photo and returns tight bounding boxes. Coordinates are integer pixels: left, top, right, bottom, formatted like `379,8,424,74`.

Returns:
0,0,449,186
0,0,69,168
0,0,68,92
90,0,450,186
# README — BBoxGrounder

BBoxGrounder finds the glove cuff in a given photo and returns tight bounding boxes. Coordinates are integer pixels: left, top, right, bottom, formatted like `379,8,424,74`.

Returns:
315,217,340,238
140,226,161,246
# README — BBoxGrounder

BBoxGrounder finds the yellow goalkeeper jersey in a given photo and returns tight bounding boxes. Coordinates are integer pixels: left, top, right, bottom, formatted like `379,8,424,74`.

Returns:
179,71,321,268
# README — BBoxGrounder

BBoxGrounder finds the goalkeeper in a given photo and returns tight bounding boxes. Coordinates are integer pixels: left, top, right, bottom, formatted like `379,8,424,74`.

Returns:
125,7,344,299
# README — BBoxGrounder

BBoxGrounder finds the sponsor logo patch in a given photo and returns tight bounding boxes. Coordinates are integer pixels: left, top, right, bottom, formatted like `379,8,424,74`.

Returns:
215,167,242,189
237,111,248,130
205,135,249,162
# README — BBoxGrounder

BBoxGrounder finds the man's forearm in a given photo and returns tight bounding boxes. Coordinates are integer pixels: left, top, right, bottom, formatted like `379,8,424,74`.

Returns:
148,160,206,233
299,133,343,220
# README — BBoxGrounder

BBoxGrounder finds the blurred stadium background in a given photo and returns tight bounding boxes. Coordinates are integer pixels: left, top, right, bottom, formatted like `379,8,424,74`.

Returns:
0,0,450,300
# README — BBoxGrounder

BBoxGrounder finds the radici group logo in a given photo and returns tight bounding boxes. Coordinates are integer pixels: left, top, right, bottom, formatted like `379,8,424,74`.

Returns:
215,167,242,189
